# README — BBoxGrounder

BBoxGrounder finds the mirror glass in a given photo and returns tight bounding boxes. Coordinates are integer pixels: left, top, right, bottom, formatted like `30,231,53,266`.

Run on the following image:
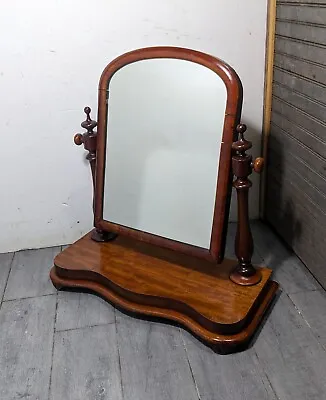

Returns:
103,58,227,249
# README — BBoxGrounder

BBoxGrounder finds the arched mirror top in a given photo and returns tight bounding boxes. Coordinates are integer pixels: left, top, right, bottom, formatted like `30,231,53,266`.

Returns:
99,46,243,124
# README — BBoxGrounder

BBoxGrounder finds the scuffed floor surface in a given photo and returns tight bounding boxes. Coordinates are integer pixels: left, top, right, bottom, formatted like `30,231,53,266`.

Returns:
0,221,325,400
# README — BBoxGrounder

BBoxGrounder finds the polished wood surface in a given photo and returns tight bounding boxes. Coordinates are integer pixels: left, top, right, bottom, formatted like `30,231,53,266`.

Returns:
94,46,243,262
74,107,117,242
252,157,264,173
74,106,97,206
230,124,263,285
51,231,278,353
57,47,278,352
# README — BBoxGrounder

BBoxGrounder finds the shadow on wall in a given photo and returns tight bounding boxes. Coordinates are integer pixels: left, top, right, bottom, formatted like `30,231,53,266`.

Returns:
264,129,302,269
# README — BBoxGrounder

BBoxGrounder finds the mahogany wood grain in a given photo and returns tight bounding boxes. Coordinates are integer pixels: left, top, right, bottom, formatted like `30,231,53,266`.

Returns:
230,124,263,285
94,46,243,262
50,231,278,353
74,107,117,242
62,47,278,351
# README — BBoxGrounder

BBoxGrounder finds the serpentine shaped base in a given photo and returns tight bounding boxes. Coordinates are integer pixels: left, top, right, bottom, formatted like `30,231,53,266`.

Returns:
50,230,278,354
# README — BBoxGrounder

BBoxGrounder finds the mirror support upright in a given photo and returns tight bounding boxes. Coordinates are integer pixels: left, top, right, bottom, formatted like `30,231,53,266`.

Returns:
230,124,264,286
74,107,117,243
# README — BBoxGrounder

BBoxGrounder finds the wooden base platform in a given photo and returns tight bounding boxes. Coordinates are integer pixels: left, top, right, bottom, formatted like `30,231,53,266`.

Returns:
50,230,278,354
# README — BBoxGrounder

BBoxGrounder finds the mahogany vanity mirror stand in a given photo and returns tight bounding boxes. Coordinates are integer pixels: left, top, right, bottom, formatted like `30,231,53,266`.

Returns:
50,47,278,354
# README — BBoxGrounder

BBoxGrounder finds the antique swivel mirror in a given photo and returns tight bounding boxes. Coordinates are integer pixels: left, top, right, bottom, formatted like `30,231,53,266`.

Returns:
51,47,278,353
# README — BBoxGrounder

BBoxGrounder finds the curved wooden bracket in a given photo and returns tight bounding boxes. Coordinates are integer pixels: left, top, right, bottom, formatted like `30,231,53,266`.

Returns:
230,124,263,286
75,107,117,243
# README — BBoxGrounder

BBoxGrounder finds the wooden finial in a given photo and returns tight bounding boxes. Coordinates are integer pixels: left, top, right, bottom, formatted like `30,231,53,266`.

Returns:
81,106,97,133
84,106,91,118
233,124,251,152
236,123,247,139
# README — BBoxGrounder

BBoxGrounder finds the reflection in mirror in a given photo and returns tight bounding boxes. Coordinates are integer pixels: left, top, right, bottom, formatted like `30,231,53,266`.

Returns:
103,58,227,249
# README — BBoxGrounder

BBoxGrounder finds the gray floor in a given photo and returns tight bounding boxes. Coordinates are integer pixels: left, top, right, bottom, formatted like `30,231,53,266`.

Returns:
0,221,326,400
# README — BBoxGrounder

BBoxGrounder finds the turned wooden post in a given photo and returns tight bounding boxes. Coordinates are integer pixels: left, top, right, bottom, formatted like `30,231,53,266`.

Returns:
74,107,117,242
230,124,264,286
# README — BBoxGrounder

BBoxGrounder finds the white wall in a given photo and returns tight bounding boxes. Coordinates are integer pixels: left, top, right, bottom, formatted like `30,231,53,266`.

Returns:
0,0,268,252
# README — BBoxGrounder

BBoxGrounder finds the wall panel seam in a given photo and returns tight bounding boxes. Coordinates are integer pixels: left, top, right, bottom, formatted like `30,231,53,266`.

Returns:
273,81,326,109
277,2,326,6
272,95,326,136
278,2,326,6
274,66,326,89
276,18,326,28
268,158,326,198
275,51,326,69
270,119,326,159
268,173,326,217
268,138,326,182
275,34,326,49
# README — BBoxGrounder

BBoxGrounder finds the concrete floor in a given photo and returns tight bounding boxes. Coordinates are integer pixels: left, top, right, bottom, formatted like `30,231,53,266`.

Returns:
0,221,325,400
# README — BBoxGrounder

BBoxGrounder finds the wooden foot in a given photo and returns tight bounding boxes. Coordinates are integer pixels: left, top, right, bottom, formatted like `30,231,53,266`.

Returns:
230,267,262,286
50,231,278,353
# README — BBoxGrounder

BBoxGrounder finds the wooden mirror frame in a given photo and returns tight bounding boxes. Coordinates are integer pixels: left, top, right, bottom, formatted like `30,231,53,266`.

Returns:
93,47,243,263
